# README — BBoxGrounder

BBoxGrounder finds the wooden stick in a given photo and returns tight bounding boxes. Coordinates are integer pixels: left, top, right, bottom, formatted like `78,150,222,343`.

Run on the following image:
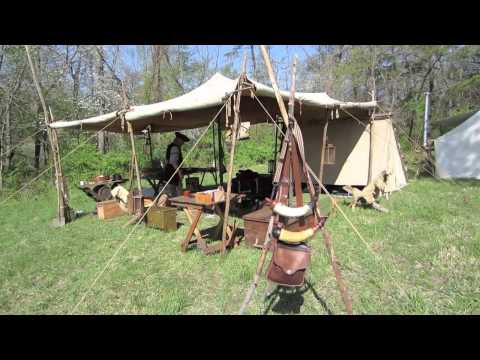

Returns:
288,56,297,120
217,119,224,185
49,107,71,223
238,217,274,315
221,56,247,254
368,118,374,183
127,121,143,198
319,118,330,185
183,208,203,242
259,45,289,128
322,229,353,315
25,45,70,225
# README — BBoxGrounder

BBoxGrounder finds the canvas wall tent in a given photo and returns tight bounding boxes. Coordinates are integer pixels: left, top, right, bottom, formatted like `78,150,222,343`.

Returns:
434,110,480,179
49,73,407,191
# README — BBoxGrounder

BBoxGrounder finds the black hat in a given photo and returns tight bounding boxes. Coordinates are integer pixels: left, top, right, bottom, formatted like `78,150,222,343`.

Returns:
175,132,190,142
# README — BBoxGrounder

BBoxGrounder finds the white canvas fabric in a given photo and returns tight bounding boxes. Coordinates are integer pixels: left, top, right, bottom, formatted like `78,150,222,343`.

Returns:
434,110,480,179
49,73,376,132
48,72,407,190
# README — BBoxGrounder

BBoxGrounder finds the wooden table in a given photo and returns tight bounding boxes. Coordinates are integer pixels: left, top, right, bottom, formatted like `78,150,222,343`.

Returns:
169,193,240,255
141,168,164,195
183,167,218,186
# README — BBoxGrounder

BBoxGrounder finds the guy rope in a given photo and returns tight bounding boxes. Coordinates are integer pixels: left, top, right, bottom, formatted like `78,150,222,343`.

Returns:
70,93,234,314
0,118,118,207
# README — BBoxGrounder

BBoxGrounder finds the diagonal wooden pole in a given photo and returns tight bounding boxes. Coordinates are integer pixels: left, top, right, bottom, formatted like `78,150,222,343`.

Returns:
319,117,330,185
259,46,289,128
322,228,353,314
239,49,296,314
127,121,144,220
25,45,71,226
221,55,247,254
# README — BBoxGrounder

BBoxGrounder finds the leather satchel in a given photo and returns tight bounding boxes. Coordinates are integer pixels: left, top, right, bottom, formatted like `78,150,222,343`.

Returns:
267,241,311,287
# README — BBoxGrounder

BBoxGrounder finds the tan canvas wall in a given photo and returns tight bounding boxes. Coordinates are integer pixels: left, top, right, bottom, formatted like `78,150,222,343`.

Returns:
301,117,370,186
300,116,407,190
370,118,407,191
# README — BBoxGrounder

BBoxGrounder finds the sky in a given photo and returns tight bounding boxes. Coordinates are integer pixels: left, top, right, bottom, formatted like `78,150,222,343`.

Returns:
120,45,317,82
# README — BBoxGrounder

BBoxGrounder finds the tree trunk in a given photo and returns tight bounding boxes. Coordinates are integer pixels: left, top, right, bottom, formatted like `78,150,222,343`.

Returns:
96,45,107,154
151,45,165,103
250,45,256,78
408,111,415,139
0,119,4,191
4,102,11,171
34,105,42,172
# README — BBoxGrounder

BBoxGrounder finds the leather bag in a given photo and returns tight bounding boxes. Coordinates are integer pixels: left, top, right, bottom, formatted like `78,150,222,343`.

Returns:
267,241,311,287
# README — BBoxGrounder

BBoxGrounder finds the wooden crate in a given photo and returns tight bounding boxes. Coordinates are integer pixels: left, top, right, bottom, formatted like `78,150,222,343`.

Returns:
194,189,224,204
242,206,315,248
97,200,125,220
127,191,157,215
146,206,177,231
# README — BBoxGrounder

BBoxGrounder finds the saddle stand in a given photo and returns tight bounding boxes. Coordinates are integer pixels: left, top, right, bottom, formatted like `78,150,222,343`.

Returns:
239,49,353,314
265,117,327,288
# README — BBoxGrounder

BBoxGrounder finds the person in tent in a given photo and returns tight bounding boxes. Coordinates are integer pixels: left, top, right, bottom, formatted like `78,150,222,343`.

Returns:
164,132,190,197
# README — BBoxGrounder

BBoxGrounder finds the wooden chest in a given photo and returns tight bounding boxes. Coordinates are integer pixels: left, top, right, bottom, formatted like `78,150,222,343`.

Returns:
97,200,125,220
127,189,156,215
146,206,177,231
242,206,315,248
194,189,224,204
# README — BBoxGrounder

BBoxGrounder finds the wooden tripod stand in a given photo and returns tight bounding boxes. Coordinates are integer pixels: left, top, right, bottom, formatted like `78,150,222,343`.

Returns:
238,45,353,315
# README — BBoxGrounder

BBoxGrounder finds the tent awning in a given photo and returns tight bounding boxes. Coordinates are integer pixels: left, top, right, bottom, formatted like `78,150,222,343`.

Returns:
49,73,377,133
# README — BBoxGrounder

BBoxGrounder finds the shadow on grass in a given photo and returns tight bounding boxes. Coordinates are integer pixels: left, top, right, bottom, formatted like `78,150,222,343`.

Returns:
262,280,333,315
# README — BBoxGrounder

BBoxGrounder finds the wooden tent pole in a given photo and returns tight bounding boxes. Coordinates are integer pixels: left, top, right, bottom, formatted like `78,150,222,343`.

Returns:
217,118,224,185
221,56,247,253
25,45,70,226
319,116,330,186
127,121,143,197
49,107,71,224
368,117,374,183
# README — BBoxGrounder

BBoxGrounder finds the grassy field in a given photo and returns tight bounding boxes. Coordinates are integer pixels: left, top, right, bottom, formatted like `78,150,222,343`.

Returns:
0,176,479,314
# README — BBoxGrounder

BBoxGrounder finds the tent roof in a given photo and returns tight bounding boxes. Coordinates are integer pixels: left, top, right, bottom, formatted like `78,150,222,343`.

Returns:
431,110,479,138
49,73,378,133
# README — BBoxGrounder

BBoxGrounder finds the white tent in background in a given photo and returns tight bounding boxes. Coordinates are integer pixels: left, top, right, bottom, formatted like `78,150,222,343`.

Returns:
49,73,407,191
434,110,480,179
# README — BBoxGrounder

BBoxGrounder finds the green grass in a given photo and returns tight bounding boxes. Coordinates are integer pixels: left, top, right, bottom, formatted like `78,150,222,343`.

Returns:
0,177,479,314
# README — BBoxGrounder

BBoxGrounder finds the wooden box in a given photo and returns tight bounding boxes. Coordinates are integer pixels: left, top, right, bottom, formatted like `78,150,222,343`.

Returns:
97,200,125,220
127,189,156,215
146,206,177,231
242,206,315,248
127,194,145,215
194,189,224,204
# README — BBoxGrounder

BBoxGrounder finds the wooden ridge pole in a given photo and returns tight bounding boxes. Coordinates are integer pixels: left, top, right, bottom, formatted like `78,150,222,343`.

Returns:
221,55,247,253
25,45,71,226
